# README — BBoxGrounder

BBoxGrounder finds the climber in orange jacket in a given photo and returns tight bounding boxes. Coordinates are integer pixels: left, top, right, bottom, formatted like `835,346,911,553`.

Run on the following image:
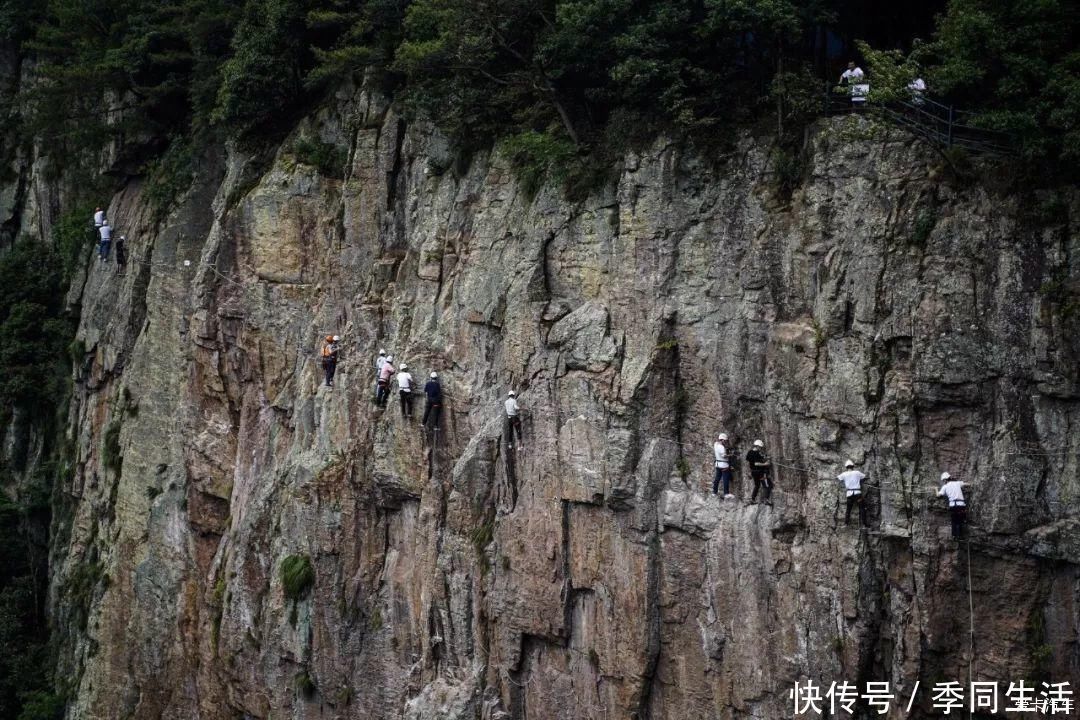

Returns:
321,335,340,387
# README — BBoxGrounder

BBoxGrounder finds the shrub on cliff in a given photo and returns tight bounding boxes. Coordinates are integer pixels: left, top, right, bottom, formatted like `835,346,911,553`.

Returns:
280,554,315,601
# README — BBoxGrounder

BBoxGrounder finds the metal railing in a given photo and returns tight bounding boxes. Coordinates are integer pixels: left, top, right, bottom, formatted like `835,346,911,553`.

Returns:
823,82,1013,156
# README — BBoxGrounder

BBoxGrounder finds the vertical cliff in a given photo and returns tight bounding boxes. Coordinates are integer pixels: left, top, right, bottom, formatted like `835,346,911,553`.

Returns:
10,86,1080,718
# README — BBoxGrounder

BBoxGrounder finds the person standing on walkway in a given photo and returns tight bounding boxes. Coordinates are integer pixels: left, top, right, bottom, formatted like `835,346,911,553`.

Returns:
745,439,773,505
713,433,734,498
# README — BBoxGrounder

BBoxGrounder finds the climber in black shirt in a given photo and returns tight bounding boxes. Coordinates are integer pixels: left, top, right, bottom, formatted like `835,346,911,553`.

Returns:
745,439,773,505
422,372,442,429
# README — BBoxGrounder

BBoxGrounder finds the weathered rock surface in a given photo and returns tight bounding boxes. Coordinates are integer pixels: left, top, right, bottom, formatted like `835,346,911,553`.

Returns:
9,87,1080,718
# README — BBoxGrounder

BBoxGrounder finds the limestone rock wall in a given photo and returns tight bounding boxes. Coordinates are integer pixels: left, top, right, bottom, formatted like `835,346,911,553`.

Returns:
28,87,1080,718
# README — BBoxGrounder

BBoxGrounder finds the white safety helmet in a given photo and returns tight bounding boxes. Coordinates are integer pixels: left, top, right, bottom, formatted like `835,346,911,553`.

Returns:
386,355,394,363
508,390,516,397
844,460,855,468
718,433,728,441
940,471,951,481
430,372,438,379
379,349,386,355
753,439,764,448
332,335,340,342
400,363,407,370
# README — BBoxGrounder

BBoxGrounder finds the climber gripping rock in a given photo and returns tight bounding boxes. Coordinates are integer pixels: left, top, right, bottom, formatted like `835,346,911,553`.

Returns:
837,460,867,526
98,220,112,262
936,472,969,539
321,335,340,387
746,439,773,505
422,372,442,429
713,433,733,498
376,355,395,406
397,363,414,419
505,391,522,449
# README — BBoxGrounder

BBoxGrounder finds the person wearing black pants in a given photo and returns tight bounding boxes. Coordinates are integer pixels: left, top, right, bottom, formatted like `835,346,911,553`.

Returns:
838,460,867,527
745,439,773,505
422,372,443,429
504,391,522,448
937,472,969,539
320,335,339,387
397,363,414,419
115,235,127,274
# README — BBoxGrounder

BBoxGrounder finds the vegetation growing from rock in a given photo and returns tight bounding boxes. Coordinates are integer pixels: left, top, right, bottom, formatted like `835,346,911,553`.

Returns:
280,554,315,601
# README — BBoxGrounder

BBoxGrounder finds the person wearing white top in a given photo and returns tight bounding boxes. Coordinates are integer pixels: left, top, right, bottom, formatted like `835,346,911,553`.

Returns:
908,76,927,104
712,433,733,498
505,391,522,448
396,364,414,419
839,62,865,84
936,472,969,538
837,460,867,526
98,220,112,262
840,62,868,105
374,349,387,401
93,207,105,227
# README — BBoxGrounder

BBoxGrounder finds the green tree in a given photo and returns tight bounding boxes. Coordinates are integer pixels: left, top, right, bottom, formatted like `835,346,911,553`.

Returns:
921,0,1080,163
212,0,306,139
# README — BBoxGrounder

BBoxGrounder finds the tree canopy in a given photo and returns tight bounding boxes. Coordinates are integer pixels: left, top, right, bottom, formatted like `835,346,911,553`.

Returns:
1,0,1077,182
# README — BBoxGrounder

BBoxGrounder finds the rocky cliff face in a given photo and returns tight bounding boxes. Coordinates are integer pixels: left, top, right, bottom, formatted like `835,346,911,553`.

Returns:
14,86,1080,718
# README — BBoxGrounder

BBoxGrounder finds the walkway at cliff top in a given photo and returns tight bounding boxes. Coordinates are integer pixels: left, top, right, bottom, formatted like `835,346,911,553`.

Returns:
823,85,1013,157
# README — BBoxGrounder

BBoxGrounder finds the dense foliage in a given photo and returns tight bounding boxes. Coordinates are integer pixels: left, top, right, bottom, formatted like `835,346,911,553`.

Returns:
920,0,1080,163
0,0,1073,178
0,240,75,718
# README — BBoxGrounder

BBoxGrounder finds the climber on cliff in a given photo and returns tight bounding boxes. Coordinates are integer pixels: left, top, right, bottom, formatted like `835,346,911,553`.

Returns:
321,335,340,387
422,372,442,429
96,222,112,264
93,207,105,228
397,363,414,419
713,433,734,498
374,349,388,401
377,355,395,406
505,391,522,449
115,235,127,274
837,460,867,526
746,439,773,505
98,220,112,262
936,472,969,539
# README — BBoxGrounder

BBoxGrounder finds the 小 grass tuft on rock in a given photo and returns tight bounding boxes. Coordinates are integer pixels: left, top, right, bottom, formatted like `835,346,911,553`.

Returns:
280,554,315,601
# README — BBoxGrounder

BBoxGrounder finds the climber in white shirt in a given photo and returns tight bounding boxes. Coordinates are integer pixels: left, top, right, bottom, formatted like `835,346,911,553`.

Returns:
505,391,522,448
713,433,733,498
936,472,969,539
837,460,867,526
396,363,414,419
